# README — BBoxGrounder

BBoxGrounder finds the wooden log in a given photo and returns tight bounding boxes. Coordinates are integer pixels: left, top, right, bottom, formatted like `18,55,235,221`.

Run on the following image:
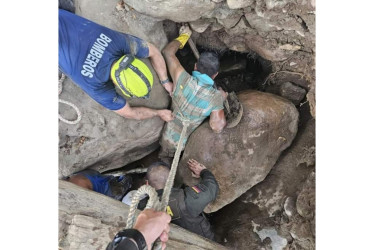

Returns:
59,180,226,250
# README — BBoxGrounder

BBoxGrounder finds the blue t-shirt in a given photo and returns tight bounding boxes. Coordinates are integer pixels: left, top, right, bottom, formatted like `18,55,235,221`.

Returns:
58,9,150,110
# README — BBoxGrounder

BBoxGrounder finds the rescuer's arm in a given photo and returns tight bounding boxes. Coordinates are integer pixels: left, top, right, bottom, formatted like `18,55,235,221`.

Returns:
209,109,226,133
209,89,227,133
184,159,219,217
148,43,174,95
106,209,171,250
161,41,185,89
114,102,174,122
162,25,192,90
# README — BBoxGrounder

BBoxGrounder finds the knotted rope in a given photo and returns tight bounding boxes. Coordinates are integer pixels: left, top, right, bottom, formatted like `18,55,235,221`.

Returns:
59,73,82,125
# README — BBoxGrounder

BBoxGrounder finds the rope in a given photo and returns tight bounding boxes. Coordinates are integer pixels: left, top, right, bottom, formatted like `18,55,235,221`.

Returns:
125,185,161,229
126,97,190,249
159,120,188,210
58,73,82,125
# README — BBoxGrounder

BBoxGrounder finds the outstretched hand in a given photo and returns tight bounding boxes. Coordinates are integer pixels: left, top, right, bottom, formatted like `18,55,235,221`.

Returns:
157,109,174,122
163,81,174,96
179,24,192,36
187,159,207,178
134,209,171,250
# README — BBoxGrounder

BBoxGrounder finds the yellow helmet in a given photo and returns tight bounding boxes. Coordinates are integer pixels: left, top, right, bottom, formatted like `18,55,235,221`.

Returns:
111,55,153,98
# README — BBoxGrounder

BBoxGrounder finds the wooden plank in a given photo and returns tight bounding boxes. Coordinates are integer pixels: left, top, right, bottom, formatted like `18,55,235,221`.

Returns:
59,180,226,250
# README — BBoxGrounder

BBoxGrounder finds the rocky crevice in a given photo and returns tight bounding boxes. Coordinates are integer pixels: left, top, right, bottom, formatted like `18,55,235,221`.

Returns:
59,1,315,249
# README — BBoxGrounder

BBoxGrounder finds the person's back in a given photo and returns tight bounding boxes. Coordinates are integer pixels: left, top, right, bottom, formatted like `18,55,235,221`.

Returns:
58,9,174,121
172,70,223,124
159,45,226,159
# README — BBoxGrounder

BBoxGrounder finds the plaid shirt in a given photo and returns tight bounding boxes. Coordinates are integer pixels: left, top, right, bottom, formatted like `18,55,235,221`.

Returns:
159,70,224,157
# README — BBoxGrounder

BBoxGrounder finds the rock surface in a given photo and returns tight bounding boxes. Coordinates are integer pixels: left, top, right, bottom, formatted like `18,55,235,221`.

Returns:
211,118,315,249
239,119,315,216
74,0,167,50
74,0,130,35
59,180,226,250
177,90,299,213
189,18,214,33
124,0,216,22
59,59,170,177
227,0,254,10
266,81,307,105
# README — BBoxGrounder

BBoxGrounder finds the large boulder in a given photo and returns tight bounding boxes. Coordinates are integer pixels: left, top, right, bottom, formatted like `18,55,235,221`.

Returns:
124,0,216,22
74,0,130,34
178,90,299,213
241,119,315,217
59,59,170,177
75,0,168,50
210,118,315,249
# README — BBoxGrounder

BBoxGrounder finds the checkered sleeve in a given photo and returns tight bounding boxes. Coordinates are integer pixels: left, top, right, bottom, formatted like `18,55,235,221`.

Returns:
210,90,224,112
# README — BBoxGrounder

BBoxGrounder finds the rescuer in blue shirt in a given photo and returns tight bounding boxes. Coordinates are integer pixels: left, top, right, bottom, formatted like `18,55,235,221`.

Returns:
59,9,174,122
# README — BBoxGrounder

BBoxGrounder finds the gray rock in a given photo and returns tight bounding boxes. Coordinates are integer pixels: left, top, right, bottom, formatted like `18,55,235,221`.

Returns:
216,10,243,29
211,21,224,31
227,0,254,10
280,81,307,105
75,0,167,50
252,225,288,250
296,171,315,219
264,0,294,10
75,0,130,33
289,218,315,249
178,90,299,213
284,196,297,218
123,0,216,22
189,19,213,33
117,8,168,50
59,59,170,177
239,119,315,217
245,10,306,35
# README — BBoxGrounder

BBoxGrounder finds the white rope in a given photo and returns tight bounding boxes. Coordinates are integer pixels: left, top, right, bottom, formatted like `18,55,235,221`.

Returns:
58,74,82,125
126,99,190,249
125,185,161,230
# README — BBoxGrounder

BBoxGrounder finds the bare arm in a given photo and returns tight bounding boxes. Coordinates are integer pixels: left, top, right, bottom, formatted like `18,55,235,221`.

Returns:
161,40,185,89
209,109,226,133
148,43,173,95
115,102,174,122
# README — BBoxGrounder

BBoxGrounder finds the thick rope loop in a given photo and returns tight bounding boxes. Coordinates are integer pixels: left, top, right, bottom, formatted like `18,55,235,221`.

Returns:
58,73,82,125
126,185,161,230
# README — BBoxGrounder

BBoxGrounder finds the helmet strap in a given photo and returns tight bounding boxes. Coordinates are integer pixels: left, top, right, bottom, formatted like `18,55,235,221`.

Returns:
114,55,151,99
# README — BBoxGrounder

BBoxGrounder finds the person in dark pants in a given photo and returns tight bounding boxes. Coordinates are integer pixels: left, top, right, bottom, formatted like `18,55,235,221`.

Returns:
138,159,219,240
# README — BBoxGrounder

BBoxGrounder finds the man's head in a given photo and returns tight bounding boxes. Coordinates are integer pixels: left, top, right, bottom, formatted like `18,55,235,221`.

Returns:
146,162,170,190
195,52,220,79
110,55,154,98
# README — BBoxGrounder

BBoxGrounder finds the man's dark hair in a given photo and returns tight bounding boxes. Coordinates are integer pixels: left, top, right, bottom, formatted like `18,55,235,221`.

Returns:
196,52,220,77
146,162,170,190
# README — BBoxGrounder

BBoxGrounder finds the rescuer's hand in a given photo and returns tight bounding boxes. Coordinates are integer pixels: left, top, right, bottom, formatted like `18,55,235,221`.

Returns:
163,81,174,96
188,159,207,178
157,109,174,122
179,24,192,36
134,209,171,250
